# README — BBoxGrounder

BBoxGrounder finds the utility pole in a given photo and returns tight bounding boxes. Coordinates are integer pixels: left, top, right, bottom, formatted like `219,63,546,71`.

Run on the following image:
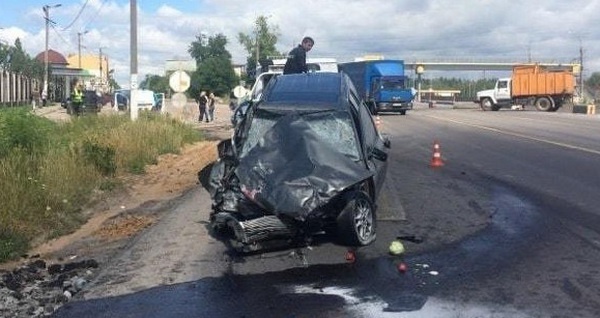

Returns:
99,48,103,87
130,0,138,120
42,3,61,106
77,30,88,68
579,40,584,101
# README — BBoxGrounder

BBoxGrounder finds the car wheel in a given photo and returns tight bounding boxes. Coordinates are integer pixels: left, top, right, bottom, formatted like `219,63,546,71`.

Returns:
336,191,376,246
535,96,554,112
480,98,493,111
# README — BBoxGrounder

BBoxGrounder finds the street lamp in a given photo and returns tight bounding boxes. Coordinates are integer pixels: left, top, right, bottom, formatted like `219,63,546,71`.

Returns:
43,3,61,105
77,30,89,68
415,64,425,103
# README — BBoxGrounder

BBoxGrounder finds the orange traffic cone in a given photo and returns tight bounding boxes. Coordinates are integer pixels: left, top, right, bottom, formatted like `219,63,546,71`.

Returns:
430,140,444,168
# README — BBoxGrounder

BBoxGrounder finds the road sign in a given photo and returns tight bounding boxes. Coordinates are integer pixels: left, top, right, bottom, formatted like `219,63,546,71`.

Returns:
169,70,191,93
171,92,188,109
233,85,248,98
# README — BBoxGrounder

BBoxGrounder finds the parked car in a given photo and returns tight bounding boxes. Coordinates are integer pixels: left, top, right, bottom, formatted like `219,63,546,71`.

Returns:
208,72,391,253
112,89,156,111
62,90,103,116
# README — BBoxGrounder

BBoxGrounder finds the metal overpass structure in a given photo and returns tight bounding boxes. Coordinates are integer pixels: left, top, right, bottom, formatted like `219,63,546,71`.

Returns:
402,59,581,74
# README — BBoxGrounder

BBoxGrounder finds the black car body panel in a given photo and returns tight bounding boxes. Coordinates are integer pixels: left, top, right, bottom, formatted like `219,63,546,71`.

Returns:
208,72,390,251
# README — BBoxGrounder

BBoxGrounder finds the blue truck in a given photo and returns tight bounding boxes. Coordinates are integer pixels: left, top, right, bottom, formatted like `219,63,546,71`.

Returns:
338,60,416,115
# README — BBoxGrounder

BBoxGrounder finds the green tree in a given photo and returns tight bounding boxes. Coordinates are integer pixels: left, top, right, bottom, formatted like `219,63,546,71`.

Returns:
108,70,120,90
0,42,10,70
419,77,498,101
585,72,600,91
238,15,282,81
140,74,169,94
188,33,238,98
7,39,29,75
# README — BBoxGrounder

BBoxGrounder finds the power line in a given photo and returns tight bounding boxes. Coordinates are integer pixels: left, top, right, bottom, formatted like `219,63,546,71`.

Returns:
61,0,91,31
83,0,107,30
50,23,76,52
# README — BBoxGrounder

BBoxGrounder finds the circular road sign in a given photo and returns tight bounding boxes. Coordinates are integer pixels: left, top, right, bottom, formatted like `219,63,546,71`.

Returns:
233,85,248,98
169,70,191,93
171,92,188,109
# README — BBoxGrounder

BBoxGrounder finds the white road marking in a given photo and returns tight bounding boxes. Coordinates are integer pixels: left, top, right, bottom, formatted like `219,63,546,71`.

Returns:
424,115,600,156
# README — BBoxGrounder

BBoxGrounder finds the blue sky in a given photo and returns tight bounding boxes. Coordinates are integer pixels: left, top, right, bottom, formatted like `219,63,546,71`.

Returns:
1,0,599,87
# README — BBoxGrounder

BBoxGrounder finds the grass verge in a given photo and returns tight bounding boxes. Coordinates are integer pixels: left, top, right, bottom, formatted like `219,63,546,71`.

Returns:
0,108,202,262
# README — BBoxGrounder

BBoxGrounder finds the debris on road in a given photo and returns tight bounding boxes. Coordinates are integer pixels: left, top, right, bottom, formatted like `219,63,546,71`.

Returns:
0,257,99,317
397,235,424,244
345,250,356,263
397,262,408,273
388,240,405,255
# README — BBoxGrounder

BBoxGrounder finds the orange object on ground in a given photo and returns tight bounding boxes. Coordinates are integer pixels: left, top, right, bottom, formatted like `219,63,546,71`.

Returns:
430,140,444,168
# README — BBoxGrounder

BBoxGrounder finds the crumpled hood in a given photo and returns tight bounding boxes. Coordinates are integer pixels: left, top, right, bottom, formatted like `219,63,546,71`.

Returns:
234,113,373,220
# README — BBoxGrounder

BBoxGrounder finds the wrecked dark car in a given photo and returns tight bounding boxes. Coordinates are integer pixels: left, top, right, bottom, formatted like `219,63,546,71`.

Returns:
208,72,391,252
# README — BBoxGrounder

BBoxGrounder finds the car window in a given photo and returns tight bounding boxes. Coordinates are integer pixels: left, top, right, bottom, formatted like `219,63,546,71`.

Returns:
358,101,378,152
265,75,340,103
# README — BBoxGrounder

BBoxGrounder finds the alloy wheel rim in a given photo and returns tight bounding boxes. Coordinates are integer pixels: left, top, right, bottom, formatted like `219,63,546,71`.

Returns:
354,198,373,241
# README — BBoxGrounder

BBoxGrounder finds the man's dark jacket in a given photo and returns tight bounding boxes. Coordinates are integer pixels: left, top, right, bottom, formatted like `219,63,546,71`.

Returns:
283,45,307,74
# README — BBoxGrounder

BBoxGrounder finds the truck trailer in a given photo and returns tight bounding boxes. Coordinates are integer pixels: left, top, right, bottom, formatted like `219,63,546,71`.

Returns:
338,60,415,115
476,64,575,112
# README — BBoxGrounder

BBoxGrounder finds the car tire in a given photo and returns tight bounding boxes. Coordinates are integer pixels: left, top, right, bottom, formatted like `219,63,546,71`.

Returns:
480,98,493,111
535,96,554,112
336,191,376,246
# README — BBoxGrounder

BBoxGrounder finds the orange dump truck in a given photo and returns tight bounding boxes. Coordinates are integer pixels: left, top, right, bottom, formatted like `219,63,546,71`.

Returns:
477,64,576,111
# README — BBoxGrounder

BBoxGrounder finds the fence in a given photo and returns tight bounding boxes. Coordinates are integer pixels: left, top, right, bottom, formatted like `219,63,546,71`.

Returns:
0,70,37,107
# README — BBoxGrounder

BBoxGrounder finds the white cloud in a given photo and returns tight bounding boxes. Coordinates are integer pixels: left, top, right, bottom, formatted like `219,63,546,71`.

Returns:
2,0,599,86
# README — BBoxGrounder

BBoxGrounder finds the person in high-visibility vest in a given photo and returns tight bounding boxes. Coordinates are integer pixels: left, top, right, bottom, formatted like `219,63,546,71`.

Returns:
71,78,84,116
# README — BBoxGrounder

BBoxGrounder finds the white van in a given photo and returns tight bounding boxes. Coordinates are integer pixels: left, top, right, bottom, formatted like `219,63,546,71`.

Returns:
113,89,156,111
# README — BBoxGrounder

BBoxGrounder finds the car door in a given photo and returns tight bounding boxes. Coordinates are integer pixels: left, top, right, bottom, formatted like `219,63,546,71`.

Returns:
495,79,511,102
349,88,388,193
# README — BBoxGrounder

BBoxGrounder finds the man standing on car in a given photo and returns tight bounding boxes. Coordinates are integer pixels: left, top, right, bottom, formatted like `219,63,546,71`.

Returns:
283,36,314,75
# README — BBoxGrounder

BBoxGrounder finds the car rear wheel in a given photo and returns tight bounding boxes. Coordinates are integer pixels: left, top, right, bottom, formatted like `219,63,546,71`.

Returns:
535,96,554,112
336,191,376,246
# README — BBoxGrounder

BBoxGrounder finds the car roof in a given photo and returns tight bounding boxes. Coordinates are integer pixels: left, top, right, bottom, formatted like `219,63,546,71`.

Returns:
259,72,347,111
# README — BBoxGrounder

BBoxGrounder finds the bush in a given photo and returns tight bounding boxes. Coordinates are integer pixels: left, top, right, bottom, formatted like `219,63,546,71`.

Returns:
0,230,29,261
0,108,55,158
82,140,117,176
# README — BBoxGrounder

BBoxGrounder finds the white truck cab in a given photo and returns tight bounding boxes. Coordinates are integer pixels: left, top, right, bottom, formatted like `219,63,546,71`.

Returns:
476,78,511,111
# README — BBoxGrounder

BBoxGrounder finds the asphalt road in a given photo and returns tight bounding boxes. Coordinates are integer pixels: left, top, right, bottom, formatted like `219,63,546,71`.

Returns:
52,106,600,318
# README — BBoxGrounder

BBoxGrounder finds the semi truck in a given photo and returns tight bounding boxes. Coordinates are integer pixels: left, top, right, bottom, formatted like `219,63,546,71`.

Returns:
338,60,416,115
476,64,575,112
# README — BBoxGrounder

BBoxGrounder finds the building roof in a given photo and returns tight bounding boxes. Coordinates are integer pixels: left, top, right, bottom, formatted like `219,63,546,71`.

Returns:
35,49,68,65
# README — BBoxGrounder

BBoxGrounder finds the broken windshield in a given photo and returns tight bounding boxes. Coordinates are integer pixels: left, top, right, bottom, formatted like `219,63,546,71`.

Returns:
241,110,360,161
